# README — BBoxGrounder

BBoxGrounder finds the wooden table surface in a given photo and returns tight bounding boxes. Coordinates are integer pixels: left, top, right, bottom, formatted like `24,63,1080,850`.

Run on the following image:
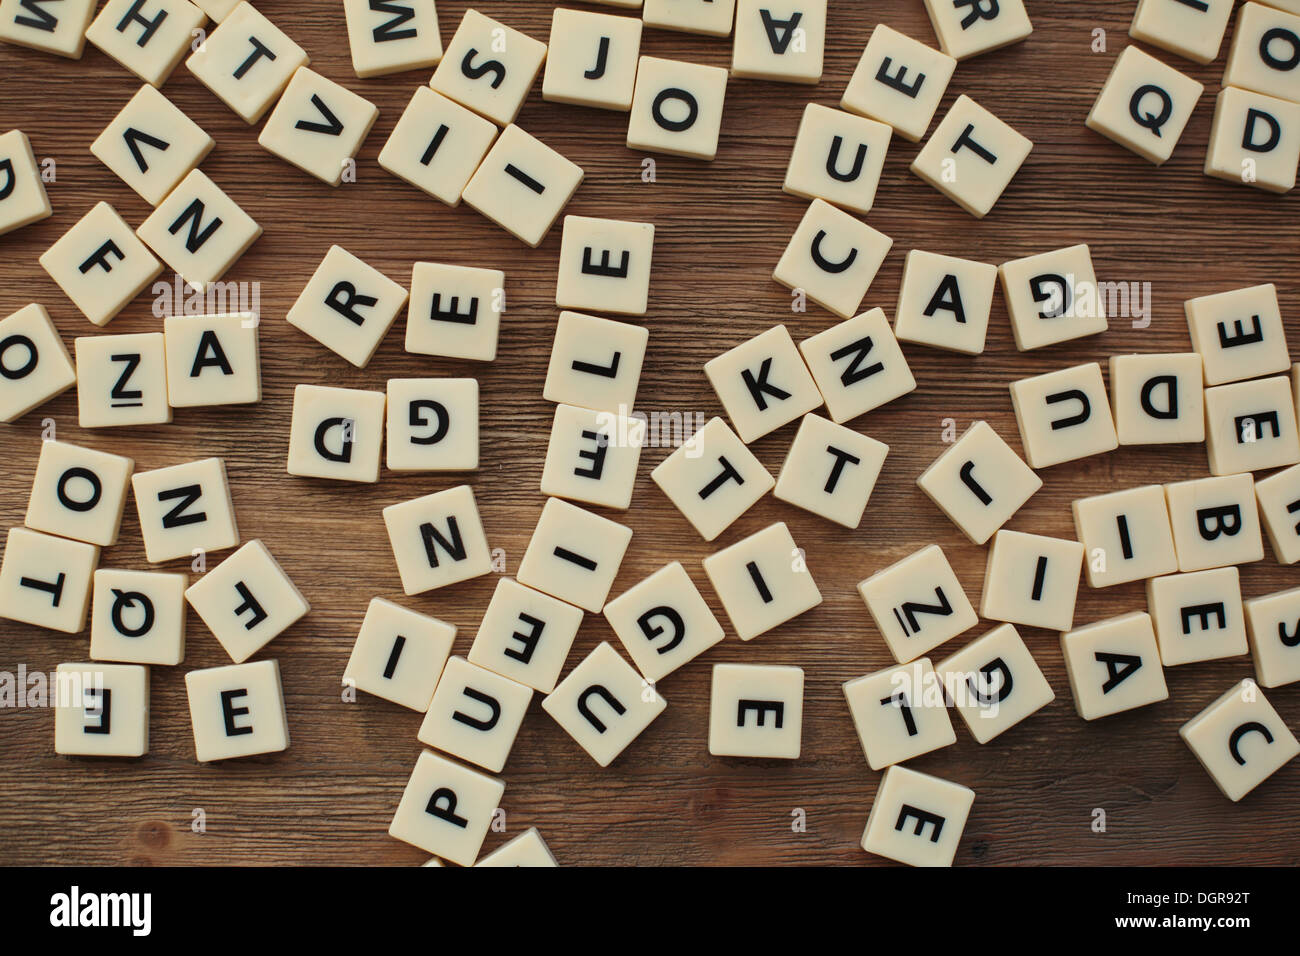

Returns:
2,0,1298,867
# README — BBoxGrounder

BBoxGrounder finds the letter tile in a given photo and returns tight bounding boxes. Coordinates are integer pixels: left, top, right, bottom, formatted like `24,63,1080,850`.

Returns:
858,544,977,663
1224,2,1300,103
85,0,207,87
544,310,649,413
343,0,442,78
89,568,188,665
75,332,172,427
0,527,98,633
1009,362,1118,468
0,304,78,423
1165,473,1264,571
1244,586,1300,687
916,420,1041,544
541,641,666,767
774,413,888,529
192,0,239,20
843,658,956,770
542,7,641,111
708,662,803,758
404,261,503,361
999,245,1108,351
378,86,498,206
604,561,724,682
702,521,821,641
163,312,260,407
1180,679,1299,801
475,828,558,867
934,623,1055,744
39,202,162,327
860,765,974,867
783,104,890,216
26,440,134,546
1255,461,1300,563
556,215,654,316
1204,86,1300,193
0,0,97,58
1108,352,1204,445
626,55,729,160
731,0,826,84
540,403,643,510
418,656,532,772
54,662,149,757
382,485,492,595
981,529,1084,632
136,169,261,291
516,497,632,612
642,0,736,36
287,384,386,483
258,66,380,185
185,539,308,662
1060,611,1168,720
430,8,546,125
185,659,289,761
343,597,455,711
386,378,478,472
1086,45,1204,164
1130,0,1234,65
704,325,822,442
185,1,309,124
0,129,52,235
390,750,503,864
840,24,956,142
468,578,583,693
132,457,239,563
1205,375,1300,475
461,125,583,247
1147,567,1248,666
1185,283,1290,385
650,416,774,540
772,198,893,319
921,0,1031,59
911,95,1032,218
893,249,997,355
92,86,214,206
1072,484,1178,587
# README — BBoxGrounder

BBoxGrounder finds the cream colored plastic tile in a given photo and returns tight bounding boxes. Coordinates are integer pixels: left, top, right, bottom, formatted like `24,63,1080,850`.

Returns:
0,129,52,235
259,67,380,186
774,413,887,529
1205,375,1300,475
193,0,238,19
136,169,261,291
417,656,532,772
541,641,666,767
430,8,546,125
650,416,773,541
841,24,956,142
708,662,803,758
185,539,308,663
1185,283,1290,386
1224,3,1300,103
185,1,309,124
1060,611,1168,720
783,104,890,216
74,332,172,428
475,828,558,867
1165,473,1265,571
1009,362,1118,469
132,457,239,564
642,0,736,36
980,529,1084,632
1147,567,1247,666
388,749,503,864
378,86,497,206
704,325,822,442
516,497,632,612
468,577,582,693
1108,352,1204,445
1180,679,1300,801
344,0,441,78
772,199,893,319
89,568,188,666
731,0,825,84
26,440,133,547
702,521,821,641
604,561,724,682
860,765,974,867
0,527,98,633
1244,586,1300,687
935,623,1054,744
1086,46,1203,164
542,7,641,111
54,662,148,757
556,216,654,317
922,0,1031,59
85,0,206,87
287,384,386,483
404,261,503,362
894,249,997,355
185,658,288,761
1255,461,1300,563
382,484,492,595
916,420,1040,545
843,658,956,770
0,0,96,58
1072,484,1178,588
461,125,583,247
344,597,454,711
540,403,643,510
1204,86,1300,193
858,544,977,663
39,202,162,327
544,310,649,413
999,245,1109,351
627,56,729,160
386,377,478,472
1130,0,1234,65
163,312,261,407
911,95,1032,218
0,304,75,423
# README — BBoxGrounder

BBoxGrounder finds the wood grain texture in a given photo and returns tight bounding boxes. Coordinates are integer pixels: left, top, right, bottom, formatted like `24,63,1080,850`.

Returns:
1,0,1298,867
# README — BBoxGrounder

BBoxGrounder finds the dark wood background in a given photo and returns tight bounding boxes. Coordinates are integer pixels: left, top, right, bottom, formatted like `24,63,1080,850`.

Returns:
1,0,1297,866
